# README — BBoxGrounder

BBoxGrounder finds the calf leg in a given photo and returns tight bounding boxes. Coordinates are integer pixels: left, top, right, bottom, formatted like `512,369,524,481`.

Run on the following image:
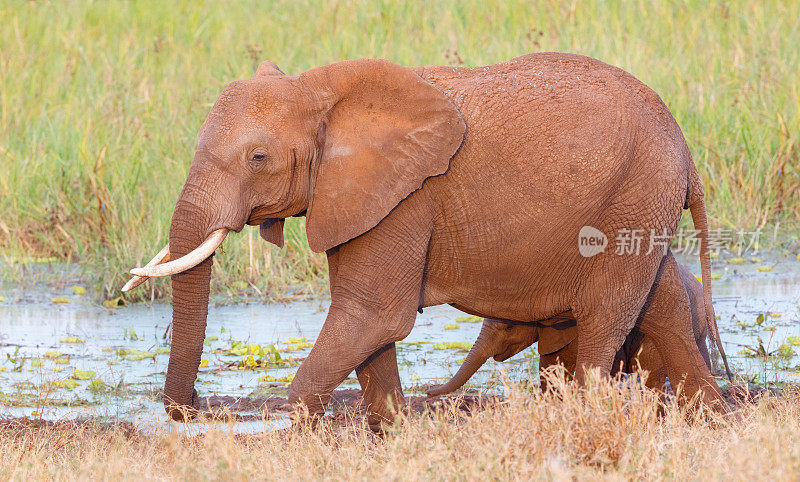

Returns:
638,253,723,406
538,343,577,391
631,338,668,391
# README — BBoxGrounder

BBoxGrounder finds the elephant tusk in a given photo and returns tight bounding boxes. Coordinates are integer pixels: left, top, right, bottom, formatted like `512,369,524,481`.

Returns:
121,243,171,292
129,229,228,278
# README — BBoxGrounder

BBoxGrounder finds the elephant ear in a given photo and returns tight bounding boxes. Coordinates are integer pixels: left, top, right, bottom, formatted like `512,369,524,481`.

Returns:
301,59,466,253
538,325,578,356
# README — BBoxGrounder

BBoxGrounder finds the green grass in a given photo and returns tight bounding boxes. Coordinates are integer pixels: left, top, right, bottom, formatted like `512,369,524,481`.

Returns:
1,0,798,300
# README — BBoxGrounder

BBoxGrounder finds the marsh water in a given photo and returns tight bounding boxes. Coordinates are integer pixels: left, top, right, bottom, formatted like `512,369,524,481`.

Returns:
1,252,799,433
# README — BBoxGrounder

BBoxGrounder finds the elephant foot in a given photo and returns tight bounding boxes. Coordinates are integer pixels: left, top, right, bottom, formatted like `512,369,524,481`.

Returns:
163,388,202,422
674,379,729,414
287,381,329,426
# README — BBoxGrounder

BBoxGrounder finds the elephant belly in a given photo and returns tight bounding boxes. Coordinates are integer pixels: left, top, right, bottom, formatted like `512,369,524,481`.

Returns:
421,216,582,322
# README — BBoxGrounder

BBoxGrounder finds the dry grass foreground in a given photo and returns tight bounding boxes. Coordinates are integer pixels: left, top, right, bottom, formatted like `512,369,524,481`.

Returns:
1,371,799,480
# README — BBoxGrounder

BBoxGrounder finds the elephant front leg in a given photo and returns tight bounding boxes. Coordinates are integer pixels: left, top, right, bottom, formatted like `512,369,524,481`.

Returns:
287,213,430,424
287,299,418,423
356,342,404,428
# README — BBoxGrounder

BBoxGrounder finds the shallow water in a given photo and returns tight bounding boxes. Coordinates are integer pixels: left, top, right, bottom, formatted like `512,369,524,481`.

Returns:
1,251,798,432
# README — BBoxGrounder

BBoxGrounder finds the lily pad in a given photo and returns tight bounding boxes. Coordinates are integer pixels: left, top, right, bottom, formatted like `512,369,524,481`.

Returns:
726,257,748,265
89,378,106,393
257,373,295,383
455,316,482,323
443,324,459,330
432,342,473,350
60,337,85,344
52,379,78,389
756,265,774,272
72,285,86,295
71,369,95,380
103,297,126,309
777,344,795,359
281,342,313,351
51,297,71,304
125,349,155,361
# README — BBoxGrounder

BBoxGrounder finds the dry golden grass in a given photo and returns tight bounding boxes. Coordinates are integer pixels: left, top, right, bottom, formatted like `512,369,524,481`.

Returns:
2,372,799,480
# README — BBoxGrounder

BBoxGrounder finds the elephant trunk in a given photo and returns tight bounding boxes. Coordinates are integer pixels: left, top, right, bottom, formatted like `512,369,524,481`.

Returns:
426,323,496,397
163,197,215,420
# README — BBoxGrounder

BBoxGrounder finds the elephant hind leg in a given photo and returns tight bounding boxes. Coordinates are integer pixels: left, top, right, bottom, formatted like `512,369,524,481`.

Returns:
571,260,656,386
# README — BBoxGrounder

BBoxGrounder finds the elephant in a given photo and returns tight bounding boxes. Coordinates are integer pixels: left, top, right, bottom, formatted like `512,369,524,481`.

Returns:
427,251,712,397
122,52,731,423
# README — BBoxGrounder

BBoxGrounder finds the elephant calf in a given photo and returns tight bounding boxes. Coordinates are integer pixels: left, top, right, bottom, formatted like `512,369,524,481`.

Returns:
428,252,712,396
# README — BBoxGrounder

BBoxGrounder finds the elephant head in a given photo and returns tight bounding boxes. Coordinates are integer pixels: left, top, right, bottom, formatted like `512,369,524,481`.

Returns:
426,319,540,397
426,318,580,397
126,59,466,420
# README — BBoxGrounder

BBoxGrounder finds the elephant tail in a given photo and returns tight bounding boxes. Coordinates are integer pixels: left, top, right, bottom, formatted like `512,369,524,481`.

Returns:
687,176,733,381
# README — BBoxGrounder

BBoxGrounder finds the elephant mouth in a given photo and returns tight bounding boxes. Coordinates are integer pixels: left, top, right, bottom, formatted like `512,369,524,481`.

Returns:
246,207,306,226
121,228,229,292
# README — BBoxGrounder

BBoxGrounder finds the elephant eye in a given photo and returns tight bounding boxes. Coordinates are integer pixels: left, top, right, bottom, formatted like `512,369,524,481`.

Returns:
252,153,266,162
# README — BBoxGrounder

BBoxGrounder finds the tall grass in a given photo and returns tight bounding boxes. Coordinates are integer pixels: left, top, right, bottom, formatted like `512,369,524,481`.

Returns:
1,0,798,300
